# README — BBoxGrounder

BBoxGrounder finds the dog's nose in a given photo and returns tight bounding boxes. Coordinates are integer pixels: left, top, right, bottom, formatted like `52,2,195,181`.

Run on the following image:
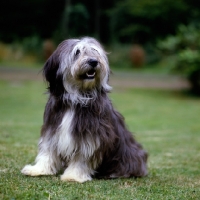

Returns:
88,59,98,68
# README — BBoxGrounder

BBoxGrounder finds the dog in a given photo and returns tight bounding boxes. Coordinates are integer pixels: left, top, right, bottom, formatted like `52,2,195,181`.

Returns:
21,37,148,183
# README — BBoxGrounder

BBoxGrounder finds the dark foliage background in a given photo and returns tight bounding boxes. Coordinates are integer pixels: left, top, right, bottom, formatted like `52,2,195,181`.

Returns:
1,0,200,45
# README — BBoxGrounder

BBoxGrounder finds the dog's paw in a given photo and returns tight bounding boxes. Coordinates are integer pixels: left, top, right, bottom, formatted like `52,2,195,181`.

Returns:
21,164,53,176
61,171,92,183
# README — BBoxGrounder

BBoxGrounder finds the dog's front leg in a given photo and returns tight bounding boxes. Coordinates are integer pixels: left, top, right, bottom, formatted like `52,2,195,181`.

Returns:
21,138,61,176
61,157,93,183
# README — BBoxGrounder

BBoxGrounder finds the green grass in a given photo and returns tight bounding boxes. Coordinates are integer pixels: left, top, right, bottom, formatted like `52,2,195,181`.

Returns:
0,77,200,200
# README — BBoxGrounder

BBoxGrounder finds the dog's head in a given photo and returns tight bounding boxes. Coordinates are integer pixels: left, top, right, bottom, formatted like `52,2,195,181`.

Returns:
43,37,111,104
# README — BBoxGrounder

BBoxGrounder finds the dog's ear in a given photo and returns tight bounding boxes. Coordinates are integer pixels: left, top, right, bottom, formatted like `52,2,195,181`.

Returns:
43,51,59,83
43,51,64,96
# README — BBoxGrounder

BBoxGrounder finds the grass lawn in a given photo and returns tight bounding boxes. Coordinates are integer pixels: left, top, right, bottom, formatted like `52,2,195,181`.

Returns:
0,74,200,200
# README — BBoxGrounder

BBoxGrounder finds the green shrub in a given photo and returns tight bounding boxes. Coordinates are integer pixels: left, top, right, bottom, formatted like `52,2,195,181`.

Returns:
157,24,200,94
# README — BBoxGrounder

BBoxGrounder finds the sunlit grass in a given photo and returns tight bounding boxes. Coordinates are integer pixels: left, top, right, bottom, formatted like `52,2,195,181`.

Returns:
0,78,200,199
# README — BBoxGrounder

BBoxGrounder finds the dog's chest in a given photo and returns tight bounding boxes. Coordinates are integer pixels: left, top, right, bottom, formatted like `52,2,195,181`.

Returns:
56,109,75,157
56,109,100,159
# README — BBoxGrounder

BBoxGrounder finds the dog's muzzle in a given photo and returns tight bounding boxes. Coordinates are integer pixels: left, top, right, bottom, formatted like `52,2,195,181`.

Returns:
80,59,99,80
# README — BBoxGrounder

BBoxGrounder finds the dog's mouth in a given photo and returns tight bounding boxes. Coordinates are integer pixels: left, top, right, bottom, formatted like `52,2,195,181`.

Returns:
80,69,96,80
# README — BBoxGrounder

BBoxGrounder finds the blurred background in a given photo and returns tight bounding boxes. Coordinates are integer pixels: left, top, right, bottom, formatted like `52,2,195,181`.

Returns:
1,1,200,198
0,0,200,94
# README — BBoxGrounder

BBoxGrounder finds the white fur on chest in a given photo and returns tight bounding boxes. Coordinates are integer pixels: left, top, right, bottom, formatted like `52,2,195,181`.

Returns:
56,109,100,160
57,109,75,159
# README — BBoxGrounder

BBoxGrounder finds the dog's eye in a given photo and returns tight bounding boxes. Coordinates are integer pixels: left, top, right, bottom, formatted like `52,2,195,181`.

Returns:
92,48,97,52
75,49,80,56
92,48,99,54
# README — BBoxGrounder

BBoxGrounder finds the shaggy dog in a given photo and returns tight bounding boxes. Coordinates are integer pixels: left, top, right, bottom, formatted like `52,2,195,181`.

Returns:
21,37,148,183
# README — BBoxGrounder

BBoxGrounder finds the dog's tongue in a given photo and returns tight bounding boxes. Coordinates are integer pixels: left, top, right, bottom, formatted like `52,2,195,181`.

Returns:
86,69,96,78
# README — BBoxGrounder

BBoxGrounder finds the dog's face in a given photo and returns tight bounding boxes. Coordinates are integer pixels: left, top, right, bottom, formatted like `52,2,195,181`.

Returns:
43,37,111,102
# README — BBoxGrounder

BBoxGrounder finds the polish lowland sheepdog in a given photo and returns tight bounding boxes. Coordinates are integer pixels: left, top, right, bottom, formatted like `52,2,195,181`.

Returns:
21,37,148,183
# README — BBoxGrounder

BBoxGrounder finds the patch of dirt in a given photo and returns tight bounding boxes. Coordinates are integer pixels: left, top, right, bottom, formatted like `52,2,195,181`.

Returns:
110,71,190,90
0,68,43,81
0,67,190,90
